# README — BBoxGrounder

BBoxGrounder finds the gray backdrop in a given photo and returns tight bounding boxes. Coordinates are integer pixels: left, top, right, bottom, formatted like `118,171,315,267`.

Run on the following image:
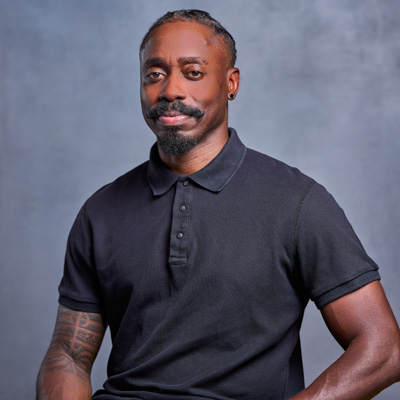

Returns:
1,0,399,398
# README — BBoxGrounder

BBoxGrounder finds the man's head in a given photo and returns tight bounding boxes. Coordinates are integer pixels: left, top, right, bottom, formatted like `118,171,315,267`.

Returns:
139,10,240,156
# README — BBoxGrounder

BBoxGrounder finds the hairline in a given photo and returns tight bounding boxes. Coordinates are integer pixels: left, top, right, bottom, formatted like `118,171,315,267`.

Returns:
140,20,235,68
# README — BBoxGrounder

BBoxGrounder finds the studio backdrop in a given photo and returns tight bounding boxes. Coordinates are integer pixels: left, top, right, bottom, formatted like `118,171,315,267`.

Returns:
1,1,399,399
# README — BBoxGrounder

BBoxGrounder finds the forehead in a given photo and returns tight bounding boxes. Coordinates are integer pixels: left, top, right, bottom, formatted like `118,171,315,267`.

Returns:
140,21,227,66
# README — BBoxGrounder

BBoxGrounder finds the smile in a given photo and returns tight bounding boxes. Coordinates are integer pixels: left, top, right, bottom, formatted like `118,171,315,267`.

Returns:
158,113,193,126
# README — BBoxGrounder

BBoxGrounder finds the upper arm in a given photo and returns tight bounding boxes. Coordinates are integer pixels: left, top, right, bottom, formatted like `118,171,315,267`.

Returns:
321,281,400,351
46,305,106,379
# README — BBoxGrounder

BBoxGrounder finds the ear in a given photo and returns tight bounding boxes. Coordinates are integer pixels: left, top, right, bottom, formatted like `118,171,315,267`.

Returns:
227,68,240,100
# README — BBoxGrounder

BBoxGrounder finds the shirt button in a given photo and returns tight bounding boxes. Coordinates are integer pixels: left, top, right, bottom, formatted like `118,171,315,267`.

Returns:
177,232,184,239
179,205,186,211
182,180,189,187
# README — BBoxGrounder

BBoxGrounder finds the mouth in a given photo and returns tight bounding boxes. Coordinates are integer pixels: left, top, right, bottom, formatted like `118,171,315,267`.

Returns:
158,111,193,126
146,100,205,126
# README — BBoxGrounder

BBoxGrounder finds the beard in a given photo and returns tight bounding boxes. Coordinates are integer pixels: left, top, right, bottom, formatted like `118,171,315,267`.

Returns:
146,100,204,155
156,127,198,155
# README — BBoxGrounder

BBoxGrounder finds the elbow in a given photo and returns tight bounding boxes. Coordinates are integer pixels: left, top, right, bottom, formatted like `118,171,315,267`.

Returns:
358,327,400,390
390,334,400,383
379,330,400,385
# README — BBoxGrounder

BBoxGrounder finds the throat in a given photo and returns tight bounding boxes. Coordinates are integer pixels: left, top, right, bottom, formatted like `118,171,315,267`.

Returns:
158,133,229,175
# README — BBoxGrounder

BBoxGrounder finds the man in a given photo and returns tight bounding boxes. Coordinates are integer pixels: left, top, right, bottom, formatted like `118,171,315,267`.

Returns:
37,9,400,400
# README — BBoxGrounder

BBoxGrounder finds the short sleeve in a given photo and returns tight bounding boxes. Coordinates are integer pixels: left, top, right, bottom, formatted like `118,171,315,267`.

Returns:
58,203,104,314
292,181,380,309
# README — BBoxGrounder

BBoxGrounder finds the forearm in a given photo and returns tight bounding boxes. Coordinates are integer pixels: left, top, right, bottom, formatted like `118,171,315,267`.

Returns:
37,305,105,400
290,334,400,400
36,343,92,400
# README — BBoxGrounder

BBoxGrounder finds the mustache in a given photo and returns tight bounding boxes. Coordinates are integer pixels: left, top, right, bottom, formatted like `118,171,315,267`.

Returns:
146,100,205,120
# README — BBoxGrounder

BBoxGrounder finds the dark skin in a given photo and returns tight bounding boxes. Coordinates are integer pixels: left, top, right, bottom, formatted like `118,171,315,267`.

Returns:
291,281,400,399
36,305,105,400
37,21,400,399
140,22,240,174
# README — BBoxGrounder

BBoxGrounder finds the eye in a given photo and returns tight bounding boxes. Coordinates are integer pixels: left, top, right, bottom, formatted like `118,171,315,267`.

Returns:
146,71,164,81
186,70,203,80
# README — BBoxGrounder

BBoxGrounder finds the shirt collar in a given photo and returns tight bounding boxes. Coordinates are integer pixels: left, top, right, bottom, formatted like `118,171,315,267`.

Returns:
147,128,246,196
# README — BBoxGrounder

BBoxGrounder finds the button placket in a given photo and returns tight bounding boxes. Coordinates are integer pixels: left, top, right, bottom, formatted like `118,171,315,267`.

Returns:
168,179,193,266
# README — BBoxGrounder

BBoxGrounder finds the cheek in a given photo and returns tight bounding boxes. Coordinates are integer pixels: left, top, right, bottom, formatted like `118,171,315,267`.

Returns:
140,86,148,105
194,80,227,108
141,83,159,103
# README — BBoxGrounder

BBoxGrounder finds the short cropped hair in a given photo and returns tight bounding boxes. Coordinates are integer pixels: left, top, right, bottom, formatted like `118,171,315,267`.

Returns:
140,9,237,68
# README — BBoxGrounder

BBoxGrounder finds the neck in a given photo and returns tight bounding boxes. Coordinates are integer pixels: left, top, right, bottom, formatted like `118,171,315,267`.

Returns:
158,128,229,175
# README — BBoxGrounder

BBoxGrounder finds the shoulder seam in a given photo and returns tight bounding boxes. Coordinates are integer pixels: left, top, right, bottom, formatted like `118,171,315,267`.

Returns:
289,180,315,265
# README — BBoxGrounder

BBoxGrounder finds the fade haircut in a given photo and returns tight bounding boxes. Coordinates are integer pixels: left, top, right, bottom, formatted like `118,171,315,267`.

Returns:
140,9,237,68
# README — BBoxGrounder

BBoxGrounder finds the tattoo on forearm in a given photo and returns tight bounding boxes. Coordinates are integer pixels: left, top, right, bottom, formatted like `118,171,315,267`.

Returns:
43,306,104,381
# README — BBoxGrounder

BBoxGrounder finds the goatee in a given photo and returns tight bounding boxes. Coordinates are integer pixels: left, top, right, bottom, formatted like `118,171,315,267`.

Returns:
157,127,198,155
147,100,205,155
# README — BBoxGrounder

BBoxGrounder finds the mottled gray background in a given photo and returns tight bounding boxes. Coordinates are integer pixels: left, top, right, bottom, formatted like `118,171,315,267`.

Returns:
1,0,399,398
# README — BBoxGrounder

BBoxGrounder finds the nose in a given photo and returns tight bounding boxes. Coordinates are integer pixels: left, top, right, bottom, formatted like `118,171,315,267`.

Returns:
159,70,186,102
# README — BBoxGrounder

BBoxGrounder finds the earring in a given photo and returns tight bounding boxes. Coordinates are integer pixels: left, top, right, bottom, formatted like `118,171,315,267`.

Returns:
229,94,234,100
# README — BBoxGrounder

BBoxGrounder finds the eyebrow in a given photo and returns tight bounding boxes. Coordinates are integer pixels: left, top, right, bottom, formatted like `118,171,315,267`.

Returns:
143,58,165,69
142,56,208,69
177,57,208,66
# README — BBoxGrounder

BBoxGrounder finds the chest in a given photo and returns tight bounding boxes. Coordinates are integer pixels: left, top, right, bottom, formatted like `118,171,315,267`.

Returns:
91,181,301,325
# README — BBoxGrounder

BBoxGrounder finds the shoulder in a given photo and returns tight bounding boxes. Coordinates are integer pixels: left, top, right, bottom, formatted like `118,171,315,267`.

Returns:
240,148,349,228
82,161,150,215
243,147,315,196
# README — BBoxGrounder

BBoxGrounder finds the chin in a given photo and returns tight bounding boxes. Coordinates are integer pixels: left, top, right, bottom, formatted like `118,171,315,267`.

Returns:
156,128,198,155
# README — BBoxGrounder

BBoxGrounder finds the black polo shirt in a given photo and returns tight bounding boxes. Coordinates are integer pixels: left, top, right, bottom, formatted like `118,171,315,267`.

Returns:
59,128,379,400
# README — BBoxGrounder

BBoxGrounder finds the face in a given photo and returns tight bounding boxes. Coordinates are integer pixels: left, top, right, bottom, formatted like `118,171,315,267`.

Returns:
140,22,239,155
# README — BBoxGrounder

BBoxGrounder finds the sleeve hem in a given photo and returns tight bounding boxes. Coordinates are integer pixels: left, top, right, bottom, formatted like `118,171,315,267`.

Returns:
314,269,381,309
59,295,104,314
